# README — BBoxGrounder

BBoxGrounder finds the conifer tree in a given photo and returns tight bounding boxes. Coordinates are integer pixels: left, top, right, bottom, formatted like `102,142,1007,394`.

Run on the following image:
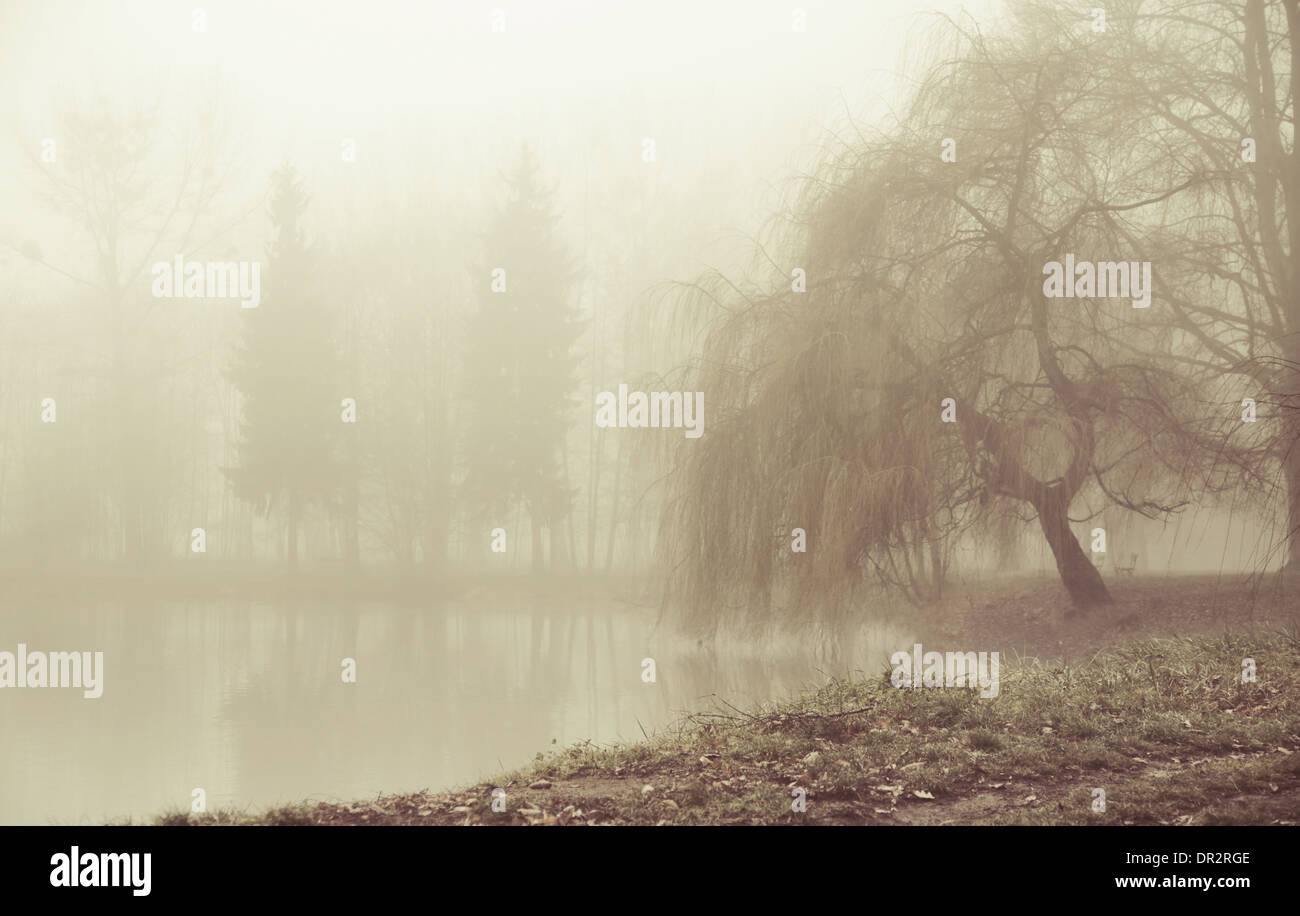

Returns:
226,164,345,570
461,143,583,571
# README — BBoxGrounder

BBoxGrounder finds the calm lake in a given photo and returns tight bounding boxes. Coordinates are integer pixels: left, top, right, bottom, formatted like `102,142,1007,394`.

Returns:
0,588,913,825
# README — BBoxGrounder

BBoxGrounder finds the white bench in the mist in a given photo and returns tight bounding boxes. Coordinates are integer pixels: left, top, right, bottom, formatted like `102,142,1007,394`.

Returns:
1090,552,1138,578
1114,553,1137,578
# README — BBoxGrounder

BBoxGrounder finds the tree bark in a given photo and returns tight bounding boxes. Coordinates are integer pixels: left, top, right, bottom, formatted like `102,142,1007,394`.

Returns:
1033,486,1112,608
1286,322,1300,573
1285,409,1300,570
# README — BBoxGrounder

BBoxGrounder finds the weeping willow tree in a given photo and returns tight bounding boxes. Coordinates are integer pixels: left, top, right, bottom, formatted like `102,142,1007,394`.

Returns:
652,207,969,627
657,2,1260,630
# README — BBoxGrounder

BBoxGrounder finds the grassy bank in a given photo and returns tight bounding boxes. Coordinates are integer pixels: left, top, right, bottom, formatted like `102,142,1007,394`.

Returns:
155,627,1300,826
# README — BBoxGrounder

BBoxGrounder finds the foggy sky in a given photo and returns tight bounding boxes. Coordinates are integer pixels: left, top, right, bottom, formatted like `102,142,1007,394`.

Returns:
1,0,998,254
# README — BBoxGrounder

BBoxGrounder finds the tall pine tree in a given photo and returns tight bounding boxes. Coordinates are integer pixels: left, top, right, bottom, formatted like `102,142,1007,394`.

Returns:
461,143,582,572
226,164,345,570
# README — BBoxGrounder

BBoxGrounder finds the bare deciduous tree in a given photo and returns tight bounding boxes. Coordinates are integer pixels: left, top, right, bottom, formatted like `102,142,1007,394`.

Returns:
660,1,1261,621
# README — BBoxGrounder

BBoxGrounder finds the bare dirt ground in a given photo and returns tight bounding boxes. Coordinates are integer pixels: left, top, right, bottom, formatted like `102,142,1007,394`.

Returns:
911,572,1299,660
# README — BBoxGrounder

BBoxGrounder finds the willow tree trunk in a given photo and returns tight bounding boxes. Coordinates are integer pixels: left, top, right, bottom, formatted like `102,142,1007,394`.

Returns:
1033,486,1112,609
1285,340,1300,571
1286,419,1300,570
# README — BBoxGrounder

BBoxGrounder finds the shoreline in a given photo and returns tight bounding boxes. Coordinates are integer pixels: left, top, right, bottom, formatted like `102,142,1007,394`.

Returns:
141,625,1300,826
